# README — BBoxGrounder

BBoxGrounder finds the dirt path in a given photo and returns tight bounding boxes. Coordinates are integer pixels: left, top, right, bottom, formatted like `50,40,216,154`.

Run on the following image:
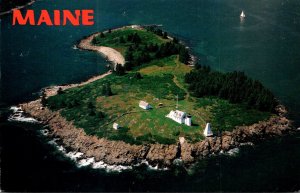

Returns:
44,71,112,98
172,59,195,102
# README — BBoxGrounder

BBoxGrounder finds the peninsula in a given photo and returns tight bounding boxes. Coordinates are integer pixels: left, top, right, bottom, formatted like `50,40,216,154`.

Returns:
20,25,294,167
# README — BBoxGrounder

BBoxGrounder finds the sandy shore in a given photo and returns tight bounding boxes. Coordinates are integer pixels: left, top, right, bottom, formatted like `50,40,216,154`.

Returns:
44,28,130,97
77,32,125,70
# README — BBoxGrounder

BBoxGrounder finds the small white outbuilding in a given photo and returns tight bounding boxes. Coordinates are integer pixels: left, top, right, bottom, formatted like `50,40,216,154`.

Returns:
113,123,120,130
185,115,192,126
203,123,213,137
139,101,151,110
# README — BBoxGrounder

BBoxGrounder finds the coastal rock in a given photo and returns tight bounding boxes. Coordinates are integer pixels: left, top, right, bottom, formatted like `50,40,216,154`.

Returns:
192,140,210,157
221,133,233,151
20,72,294,168
180,141,194,163
146,144,178,166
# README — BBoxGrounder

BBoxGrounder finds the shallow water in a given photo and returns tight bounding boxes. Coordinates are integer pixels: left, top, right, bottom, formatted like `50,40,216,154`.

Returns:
1,0,300,191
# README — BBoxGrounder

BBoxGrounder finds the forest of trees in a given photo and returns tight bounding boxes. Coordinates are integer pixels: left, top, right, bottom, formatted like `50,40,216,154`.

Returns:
92,27,191,73
123,32,190,70
185,65,278,112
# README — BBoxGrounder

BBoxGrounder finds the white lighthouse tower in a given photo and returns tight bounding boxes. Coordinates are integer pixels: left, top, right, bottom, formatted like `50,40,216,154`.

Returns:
185,115,192,126
203,123,213,137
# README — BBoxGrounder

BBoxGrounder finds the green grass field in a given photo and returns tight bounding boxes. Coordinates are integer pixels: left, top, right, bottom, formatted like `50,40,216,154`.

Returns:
46,27,272,145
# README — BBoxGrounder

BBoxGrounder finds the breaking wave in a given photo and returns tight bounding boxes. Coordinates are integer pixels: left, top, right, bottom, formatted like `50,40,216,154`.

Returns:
47,138,168,172
7,106,169,172
8,106,39,123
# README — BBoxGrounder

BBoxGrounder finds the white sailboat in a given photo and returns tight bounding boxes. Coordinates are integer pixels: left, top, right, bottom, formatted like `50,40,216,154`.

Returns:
240,11,246,18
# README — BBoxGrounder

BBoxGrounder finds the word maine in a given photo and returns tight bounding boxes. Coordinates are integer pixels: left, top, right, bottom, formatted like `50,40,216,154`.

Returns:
12,10,94,26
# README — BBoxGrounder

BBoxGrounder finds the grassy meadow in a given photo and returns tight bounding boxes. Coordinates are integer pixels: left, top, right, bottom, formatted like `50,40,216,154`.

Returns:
46,27,272,145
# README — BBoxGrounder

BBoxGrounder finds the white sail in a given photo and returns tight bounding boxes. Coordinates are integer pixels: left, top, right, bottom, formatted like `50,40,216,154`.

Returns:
203,123,213,137
240,11,246,18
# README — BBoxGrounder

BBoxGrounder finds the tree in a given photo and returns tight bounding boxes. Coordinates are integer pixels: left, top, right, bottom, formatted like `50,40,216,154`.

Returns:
119,36,125,43
115,63,125,76
125,50,133,62
172,37,179,44
100,32,105,38
195,62,202,70
133,72,143,79
132,33,141,44
105,82,113,96
41,95,47,107
92,36,101,44
163,32,168,39
87,101,95,109
89,109,96,116
124,61,133,70
97,111,105,119
128,45,134,52
102,82,113,96
179,48,190,64
57,87,64,95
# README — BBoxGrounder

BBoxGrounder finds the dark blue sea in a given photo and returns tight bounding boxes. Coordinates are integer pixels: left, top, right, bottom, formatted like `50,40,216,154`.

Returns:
1,0,300,191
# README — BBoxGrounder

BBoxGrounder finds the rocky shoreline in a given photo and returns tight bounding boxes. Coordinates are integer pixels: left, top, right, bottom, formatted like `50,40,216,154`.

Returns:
18,26,295,168
20,97,294,167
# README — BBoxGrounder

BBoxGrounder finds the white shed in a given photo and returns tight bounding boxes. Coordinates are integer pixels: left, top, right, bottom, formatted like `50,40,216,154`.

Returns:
203,123,213,137
139,101,151,110
113,123,120,130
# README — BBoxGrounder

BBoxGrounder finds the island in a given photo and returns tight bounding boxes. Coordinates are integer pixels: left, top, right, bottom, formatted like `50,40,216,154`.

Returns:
20,25,293,167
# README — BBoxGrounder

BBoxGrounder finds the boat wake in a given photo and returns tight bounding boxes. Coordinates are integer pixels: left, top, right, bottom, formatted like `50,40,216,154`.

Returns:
8,106,40,123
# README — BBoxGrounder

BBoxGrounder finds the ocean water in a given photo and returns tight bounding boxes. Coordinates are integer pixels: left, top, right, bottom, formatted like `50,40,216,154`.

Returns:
1,0,300,191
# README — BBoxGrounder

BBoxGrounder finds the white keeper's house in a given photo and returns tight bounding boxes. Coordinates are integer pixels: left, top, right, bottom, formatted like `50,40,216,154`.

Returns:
166,110,192,126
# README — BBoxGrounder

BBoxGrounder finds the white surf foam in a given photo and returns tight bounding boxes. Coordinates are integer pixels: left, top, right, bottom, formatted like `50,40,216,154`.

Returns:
8,106,40,123
15,108,171,172
72,45,78,50
48,138,170,172
66,152,84,160
136,160,169,171
46,137,136,172
78,157,95,167
240,142,254,146
40,129,50,136
92,161,133,172
227,148,240,156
